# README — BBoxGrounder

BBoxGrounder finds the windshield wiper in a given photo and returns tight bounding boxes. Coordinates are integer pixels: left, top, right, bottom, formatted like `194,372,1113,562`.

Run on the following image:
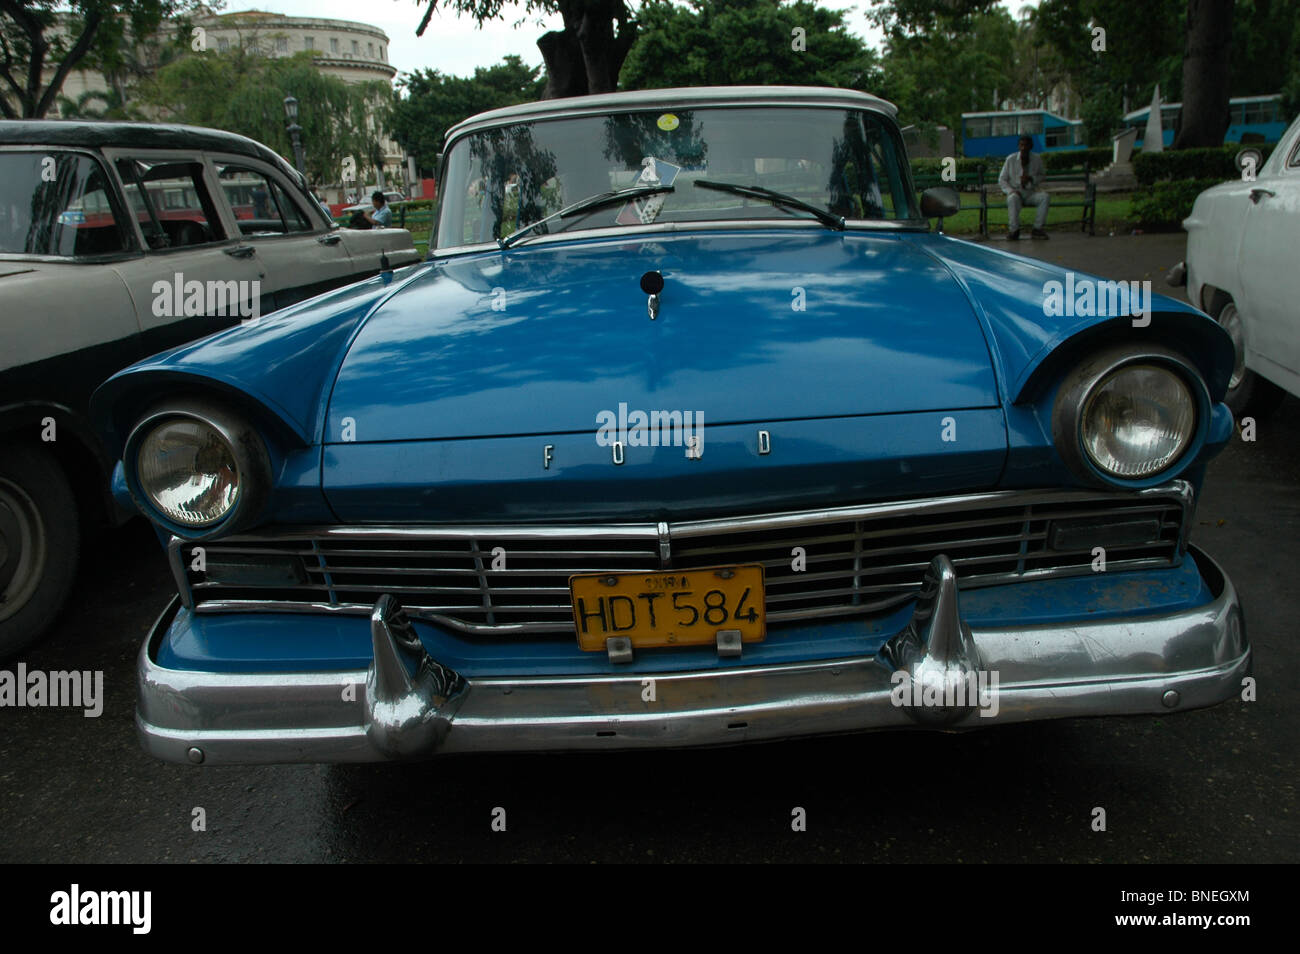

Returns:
498,184,676,249
693,179,846,230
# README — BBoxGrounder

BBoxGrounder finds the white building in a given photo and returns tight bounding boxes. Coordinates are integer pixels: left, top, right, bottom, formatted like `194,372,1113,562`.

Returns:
195,10,404,198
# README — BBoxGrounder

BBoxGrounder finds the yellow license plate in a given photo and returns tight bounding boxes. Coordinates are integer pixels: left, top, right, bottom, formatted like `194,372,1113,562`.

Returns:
570,565,765,651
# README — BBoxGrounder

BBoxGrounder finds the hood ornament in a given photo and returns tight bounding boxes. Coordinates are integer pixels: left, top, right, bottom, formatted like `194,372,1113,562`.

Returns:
640,270,664,320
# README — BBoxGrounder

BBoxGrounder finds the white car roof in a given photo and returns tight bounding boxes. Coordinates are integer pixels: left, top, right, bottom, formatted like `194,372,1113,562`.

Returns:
444,86,899,145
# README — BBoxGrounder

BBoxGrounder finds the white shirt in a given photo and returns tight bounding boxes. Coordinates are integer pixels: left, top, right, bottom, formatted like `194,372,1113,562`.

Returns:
998,151,1046,195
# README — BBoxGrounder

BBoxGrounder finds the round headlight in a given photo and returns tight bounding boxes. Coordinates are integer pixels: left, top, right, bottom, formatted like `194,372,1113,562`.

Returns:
136,417,240,527
1080,364,1195,478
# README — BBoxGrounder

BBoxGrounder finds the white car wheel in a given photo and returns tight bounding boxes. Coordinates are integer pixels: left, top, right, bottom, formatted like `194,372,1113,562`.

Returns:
1212,299,1285,420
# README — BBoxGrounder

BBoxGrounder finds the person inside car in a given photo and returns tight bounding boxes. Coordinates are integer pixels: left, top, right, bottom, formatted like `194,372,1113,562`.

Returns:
365,190,392,229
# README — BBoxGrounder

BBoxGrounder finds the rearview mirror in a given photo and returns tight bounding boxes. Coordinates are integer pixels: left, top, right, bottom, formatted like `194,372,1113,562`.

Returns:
920,186,960,218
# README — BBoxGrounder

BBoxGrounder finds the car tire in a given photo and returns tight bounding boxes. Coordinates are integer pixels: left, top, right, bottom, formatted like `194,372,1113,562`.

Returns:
1210,297,1286,421
0,445,80,658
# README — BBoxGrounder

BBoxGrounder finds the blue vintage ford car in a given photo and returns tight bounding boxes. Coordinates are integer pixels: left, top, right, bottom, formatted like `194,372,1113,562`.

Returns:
92,87,1249,764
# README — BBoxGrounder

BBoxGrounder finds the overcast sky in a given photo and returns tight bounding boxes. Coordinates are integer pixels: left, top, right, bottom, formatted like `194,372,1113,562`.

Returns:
218,2,1035,82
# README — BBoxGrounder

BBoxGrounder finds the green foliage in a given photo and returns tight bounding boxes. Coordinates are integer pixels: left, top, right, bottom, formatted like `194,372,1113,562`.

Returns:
1042,147,1111,171
391,55,544,170
54,86,143,120
1129,178,1222,228
1,0,208,117
620,0,880,92
1034,0,1184,112
1230,0,1300,106
1077,84,1122,149
869,1,1017,134
1133,143,1278,185
137,48,390,187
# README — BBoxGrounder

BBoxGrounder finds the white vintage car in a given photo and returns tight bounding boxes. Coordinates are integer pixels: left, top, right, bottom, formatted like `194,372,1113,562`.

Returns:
0,120,420,656
1181,113,1300,418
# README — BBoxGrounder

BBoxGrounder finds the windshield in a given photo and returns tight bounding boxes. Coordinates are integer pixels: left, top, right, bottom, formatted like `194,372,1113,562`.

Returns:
435,106,918,249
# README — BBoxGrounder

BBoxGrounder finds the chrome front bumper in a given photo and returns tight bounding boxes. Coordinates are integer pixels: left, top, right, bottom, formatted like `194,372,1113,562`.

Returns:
137,547,1249,765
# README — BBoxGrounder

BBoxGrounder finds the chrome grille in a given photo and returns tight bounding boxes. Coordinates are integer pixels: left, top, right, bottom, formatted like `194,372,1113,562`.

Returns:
176,484,1191,635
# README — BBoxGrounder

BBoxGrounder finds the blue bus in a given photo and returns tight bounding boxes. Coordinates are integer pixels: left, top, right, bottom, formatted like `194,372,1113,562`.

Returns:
1124,94,1286,148
961,109,1085,158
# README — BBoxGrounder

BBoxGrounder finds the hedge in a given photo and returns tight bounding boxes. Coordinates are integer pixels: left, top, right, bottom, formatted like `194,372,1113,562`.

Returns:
1133,143,1277,185
1129,178,1222,228
1042,147,1113,172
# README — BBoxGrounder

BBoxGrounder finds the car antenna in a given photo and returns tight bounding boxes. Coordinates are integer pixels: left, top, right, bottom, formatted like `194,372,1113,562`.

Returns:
380,251,392,274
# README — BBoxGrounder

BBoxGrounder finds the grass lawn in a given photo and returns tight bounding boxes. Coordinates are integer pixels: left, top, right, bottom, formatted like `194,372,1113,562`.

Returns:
937,192,1137,236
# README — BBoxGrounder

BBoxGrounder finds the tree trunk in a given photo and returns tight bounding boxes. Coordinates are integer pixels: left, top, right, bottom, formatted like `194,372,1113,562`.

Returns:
1172,0,1234,148
538,29,587,99
537,0,637,99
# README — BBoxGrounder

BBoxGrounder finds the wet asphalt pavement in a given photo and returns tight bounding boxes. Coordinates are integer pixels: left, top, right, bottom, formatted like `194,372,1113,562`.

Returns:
1,233,1296,863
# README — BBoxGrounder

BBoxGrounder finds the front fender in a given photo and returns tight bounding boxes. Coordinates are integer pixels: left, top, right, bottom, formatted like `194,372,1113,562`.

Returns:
910,235,1234,403
90,266,427,457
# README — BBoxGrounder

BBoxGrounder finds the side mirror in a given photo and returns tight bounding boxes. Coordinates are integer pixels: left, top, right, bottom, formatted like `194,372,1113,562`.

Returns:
920,186,960,218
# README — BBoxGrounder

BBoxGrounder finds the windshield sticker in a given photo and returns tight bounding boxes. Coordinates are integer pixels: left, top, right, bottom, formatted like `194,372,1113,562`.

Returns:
616,157,682,226
657,112,680,131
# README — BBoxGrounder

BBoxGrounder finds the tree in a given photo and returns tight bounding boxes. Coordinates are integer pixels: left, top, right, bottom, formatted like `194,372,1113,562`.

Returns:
138,47,389,188
391,55,544,174
869,0,1018,136
1172,0,1234,147
620,0,880,91
55,84,141,118
1229,0,1297,100
0,0,204,119
412,0,635,99
1034,0,1183,143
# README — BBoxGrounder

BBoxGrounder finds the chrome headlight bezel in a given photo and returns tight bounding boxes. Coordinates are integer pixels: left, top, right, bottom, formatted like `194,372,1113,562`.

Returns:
124,400,272,539
1052,346,1208,487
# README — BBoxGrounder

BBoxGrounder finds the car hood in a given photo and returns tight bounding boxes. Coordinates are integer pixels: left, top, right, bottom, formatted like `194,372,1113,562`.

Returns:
323,229,1000,442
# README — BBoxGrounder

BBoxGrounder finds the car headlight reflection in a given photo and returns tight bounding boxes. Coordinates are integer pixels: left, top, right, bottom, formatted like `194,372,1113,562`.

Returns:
1080,364,1195,478
137,418,240,526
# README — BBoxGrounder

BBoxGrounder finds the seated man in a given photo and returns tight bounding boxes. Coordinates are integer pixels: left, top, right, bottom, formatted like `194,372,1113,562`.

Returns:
997,135,1050,240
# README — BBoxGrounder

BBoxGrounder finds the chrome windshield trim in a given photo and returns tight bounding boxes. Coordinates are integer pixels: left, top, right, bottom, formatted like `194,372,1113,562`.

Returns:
431,216,930,257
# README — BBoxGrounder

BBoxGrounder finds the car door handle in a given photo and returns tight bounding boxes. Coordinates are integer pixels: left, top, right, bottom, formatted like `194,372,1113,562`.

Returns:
317,233,342,245
223,244,256,258
1249,188,1275,204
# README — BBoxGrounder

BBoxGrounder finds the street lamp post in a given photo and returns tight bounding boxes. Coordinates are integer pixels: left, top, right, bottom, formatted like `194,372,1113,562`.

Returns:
283,95,305,174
